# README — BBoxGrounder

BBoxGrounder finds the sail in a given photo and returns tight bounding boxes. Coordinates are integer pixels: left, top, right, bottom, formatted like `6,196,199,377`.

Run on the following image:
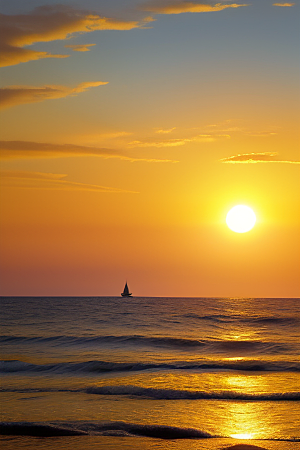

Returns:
123,283,129,295
121,282,132,297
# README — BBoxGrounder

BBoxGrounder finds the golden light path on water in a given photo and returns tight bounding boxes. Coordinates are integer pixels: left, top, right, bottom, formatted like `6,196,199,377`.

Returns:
222,394,263,440
231,433,255,440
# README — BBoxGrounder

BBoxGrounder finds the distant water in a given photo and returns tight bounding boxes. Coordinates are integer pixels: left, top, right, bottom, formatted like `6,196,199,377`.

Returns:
0,296,299,450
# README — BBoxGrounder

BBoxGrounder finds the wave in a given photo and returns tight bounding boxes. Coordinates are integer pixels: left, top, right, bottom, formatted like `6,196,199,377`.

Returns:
0,334,207,349
0,422,86,437
0,421,299,441
0,334,293,355
1,358,299,374
246,317,298,325
182,314,299,325
1,385,299,401
0,421,214,439
86,385,300,401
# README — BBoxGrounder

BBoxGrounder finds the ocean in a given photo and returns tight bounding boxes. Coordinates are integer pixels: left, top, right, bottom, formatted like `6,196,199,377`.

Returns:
0,296,299,450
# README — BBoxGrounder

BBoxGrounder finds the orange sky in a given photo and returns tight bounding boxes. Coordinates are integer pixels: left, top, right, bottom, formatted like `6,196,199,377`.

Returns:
0,0,299,297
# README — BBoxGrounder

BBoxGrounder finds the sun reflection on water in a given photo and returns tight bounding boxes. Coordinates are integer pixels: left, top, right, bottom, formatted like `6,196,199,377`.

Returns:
231,433,254,440
221,401,261,440
218,372,270,439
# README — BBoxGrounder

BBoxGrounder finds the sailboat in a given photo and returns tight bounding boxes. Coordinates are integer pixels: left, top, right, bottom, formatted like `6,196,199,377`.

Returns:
121,282,132,297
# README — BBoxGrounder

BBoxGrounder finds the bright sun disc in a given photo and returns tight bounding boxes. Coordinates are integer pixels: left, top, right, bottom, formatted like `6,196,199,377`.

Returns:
226,205,256,233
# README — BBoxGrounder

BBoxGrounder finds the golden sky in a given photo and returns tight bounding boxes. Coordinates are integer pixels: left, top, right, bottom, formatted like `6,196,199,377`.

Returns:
0,0,299,297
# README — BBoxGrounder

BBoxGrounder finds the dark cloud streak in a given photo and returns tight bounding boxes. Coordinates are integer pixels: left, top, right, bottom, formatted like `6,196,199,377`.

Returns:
0,140,177,163
0,82,108,109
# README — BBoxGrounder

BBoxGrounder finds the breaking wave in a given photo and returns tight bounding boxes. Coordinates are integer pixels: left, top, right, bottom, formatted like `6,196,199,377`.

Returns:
0,421,299,441
0,421,214,439
0,385,299,401
86,385,300,401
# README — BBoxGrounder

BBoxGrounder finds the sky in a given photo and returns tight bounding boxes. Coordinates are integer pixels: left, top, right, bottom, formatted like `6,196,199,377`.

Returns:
0,0,299,297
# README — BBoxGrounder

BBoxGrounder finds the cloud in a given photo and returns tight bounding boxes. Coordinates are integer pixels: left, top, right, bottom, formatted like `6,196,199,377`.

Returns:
0,140,177,163
220,152,300,164
128,133,230,147
155,127,176,134
0,81,108,109
0,5,143,67
129,139,186,148
272,2,295,6
0,170,138,193
244,131,277,137
64,44,96,52
142,1,248,14
77,131,134,146
83,131,133,140
0,47,69,68
199,120,278,137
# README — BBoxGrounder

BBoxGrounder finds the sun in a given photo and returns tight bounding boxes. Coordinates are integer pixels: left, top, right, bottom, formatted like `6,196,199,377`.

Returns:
226,205,256,233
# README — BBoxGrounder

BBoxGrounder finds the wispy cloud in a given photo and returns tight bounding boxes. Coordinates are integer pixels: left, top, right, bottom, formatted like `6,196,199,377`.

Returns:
129,139,186,148
199,120,278,137
0,140,177,163
0,170,138,193
220,152,300,164
244,131,277,137
82,131,133,140
272,3,295,6
142,1,248,14
128,133,230,147
0,5,143,67
0,81,108,109
77,131,134,147
155,127,176,134
64,44,96,52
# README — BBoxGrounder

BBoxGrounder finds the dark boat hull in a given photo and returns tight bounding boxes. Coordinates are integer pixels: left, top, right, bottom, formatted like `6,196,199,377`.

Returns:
121,293,132,297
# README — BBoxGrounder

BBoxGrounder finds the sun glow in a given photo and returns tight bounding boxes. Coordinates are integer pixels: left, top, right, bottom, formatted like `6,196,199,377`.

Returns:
226,205,256,233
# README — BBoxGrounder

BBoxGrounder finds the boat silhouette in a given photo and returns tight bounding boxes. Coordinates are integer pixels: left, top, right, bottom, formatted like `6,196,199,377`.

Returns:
121,282,132,297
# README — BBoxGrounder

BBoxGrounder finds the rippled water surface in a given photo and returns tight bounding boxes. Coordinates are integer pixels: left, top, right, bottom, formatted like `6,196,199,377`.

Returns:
0,296,299,449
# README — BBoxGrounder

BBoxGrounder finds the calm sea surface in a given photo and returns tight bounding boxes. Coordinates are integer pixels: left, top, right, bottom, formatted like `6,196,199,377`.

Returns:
0,296,299,450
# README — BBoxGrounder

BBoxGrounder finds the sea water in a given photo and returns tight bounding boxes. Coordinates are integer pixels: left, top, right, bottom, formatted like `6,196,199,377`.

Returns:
0,296,299,450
